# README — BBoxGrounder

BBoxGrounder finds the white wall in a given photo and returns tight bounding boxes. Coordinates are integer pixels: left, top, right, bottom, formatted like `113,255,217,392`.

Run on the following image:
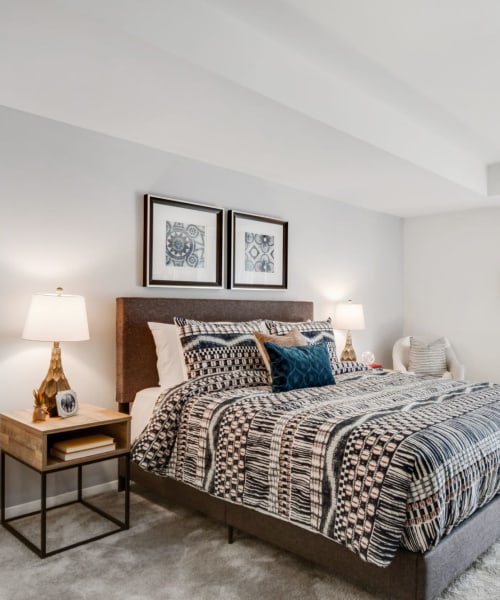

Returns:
0,106,403,505
404,208,500,383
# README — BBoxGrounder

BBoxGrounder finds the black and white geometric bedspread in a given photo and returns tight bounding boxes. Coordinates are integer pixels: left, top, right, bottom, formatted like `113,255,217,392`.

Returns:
131,370,500,567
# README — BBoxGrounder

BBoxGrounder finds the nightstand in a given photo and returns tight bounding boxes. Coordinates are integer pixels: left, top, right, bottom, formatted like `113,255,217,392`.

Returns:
0,403,131,558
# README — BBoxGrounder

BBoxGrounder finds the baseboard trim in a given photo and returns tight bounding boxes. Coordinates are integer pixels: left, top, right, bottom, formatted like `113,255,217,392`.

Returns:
4,480,118,519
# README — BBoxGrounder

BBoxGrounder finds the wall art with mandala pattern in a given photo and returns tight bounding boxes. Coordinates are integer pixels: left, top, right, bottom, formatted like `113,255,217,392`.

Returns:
228,210,288,290
144,194,223,287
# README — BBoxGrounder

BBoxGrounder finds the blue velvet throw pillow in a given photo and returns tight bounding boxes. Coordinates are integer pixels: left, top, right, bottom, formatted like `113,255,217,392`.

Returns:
264,342,335,393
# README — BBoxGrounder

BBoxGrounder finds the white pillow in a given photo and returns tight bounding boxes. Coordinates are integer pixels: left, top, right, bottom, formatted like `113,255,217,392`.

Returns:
148,322,186,388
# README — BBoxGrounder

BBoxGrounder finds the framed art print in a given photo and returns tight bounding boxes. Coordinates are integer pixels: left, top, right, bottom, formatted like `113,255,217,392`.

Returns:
228,210,288,290
144,194,223,288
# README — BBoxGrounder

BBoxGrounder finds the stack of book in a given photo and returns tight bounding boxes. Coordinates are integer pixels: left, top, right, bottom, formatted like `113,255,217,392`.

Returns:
50,434,116,461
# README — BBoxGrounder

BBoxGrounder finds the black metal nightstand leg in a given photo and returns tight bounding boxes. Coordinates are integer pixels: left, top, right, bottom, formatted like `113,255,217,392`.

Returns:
124,454,130,529
77,464,83,501
41,472,47,557
1,451,5,524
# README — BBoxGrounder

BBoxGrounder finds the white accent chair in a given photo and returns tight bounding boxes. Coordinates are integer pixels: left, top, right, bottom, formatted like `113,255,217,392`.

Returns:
392,337,465,380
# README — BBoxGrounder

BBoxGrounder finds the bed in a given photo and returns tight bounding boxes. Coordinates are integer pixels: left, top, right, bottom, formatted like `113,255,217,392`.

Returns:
116,297,500,600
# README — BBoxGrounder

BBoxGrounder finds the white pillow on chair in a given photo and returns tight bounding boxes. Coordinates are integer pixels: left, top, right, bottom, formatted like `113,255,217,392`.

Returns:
408,337,447,377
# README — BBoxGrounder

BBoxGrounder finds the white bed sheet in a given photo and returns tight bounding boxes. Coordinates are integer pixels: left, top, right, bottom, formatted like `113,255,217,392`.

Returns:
130,387,163,442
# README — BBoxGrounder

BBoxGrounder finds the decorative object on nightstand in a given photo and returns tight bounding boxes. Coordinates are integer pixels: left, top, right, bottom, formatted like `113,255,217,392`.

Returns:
33,390,49,423
335,300,365,361
55,389,79,418
22,287,89,418
361,351,383,369
32,389,48,422
361,350,375,365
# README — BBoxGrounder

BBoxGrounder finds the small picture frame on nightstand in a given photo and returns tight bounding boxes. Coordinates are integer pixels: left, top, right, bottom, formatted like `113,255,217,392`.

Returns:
55,390,79,418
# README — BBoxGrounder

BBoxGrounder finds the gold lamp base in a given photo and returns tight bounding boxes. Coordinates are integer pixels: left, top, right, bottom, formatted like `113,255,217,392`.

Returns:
340,330,357,362
36,342,71,417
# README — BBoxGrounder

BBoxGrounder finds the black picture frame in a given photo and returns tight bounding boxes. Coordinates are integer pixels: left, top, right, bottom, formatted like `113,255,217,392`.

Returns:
228,210,288,290
144,194,224,288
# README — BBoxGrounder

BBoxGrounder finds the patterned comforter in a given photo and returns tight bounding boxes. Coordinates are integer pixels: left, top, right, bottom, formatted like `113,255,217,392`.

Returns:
131,369,500,567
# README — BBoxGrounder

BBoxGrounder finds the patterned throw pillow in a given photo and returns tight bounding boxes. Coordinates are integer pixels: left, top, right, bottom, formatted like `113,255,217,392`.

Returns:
331,361,370,375
264,342,335,393
408,337,447,376
265,318,339,365
254,327,309,373
174,317,266,379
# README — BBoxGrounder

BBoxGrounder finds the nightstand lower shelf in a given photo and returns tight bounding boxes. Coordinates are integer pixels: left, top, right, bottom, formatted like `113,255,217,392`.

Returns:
0,450,130,558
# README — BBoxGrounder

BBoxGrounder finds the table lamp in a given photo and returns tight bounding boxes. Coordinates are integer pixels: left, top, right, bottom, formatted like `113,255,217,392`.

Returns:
22,287,89,417
335,300,365,361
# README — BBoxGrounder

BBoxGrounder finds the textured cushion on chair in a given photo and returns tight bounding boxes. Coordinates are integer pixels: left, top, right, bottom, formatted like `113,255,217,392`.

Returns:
408,337,447,377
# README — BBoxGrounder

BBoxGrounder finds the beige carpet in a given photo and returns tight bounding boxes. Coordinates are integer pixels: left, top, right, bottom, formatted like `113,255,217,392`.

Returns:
0,487,498,600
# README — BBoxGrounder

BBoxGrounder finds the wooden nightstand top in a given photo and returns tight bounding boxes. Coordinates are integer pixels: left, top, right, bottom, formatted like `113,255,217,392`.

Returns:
0,403,131,471
1,403,129,433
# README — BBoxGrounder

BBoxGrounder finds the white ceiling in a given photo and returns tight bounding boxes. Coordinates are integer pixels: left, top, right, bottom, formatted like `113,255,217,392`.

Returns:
2,0,500,217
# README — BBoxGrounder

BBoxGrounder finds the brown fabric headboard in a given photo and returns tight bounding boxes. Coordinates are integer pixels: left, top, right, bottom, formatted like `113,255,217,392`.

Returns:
116,297,314,409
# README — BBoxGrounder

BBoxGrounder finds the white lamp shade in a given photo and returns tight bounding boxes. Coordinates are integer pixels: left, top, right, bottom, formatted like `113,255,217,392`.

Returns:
335,301,365,331
22,292,90,342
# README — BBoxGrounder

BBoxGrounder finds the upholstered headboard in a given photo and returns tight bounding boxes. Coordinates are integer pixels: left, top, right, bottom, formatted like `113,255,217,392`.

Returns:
116,297,314,409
